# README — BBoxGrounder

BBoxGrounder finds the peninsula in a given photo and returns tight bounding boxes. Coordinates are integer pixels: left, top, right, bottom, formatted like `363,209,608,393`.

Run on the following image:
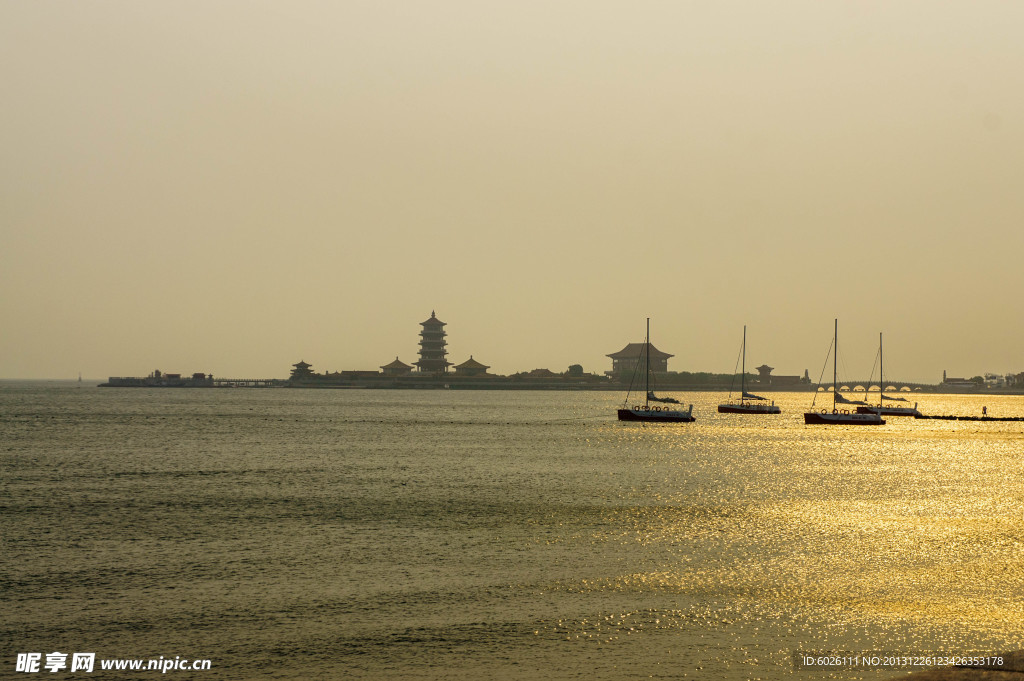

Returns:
100,311,1023,394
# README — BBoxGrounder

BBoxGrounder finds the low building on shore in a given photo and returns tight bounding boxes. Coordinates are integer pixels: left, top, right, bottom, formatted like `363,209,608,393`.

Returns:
755,364,807,386
606,343,673,377
454,356,490,377
940,370,981,390
103,370,214,387
380,358,414,377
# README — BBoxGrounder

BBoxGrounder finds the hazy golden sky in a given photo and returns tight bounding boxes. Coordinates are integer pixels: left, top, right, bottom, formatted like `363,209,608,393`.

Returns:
2,1,1022,381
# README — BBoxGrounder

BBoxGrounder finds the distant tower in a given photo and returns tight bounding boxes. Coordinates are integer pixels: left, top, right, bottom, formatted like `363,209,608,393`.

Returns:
289,360,315,381
415,311,452,374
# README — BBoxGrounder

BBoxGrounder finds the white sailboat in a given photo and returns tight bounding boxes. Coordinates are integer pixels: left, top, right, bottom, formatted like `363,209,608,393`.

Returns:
804,320,885,425
717,325,780,414
617,318,694,423
856,333,921,417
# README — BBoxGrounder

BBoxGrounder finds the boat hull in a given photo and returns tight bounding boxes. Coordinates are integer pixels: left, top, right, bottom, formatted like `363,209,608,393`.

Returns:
718,403,781,414
618,407,695,423
856,406,920,417
804,410,885,425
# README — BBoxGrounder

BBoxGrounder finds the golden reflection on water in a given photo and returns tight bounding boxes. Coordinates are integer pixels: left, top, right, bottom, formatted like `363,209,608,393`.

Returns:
555,391,1024,667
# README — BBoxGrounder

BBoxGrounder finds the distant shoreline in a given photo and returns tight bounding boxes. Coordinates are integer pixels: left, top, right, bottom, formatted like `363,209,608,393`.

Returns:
87,380,1024,396
6,377,1020,396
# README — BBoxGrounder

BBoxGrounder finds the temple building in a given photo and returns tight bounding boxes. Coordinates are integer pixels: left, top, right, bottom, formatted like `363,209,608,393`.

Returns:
454,356,490,377
755,364,804,386
414,311,452,374
606,343,673,376
380,357,413,376
290,360,315,381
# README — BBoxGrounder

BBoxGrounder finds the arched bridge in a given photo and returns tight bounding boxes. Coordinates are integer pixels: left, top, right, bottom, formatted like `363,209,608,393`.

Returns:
816,381,934,392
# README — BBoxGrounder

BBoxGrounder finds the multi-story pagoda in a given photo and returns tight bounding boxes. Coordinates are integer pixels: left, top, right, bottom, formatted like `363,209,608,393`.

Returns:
414,311,452,374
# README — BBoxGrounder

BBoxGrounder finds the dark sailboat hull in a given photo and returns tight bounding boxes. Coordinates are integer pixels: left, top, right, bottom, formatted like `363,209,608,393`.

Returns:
618,407,695,423
717,403,781,414
804,410,885,425
856,405,920,417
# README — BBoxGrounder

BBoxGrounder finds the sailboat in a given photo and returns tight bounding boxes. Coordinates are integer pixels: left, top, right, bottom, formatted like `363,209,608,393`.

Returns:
717,325,781,414
856,333,920,417
617,318,695,423
804,320,885,425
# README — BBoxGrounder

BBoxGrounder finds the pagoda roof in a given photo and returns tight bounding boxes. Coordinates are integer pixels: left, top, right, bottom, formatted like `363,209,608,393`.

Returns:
606,343,673,360
292,360,312,368
380,357,413,370
455,356,489,369
421,310,445,326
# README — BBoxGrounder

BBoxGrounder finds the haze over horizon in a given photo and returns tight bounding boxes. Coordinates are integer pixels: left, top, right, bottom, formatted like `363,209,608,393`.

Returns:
3,2,1022,383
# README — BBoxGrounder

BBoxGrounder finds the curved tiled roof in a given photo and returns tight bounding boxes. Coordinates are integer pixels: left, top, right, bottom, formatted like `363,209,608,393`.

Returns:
606,343,673,360
421,310,445,326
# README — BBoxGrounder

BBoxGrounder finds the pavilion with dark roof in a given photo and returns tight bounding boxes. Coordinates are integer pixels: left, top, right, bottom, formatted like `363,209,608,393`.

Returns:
606,343,673,376
380,357,413,377
454,356,490,377
289,360,316,381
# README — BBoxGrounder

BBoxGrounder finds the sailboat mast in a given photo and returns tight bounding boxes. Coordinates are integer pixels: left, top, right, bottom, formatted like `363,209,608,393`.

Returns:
833,319,838,412
645,317,650,406
879,332,883,408
741,325,746,404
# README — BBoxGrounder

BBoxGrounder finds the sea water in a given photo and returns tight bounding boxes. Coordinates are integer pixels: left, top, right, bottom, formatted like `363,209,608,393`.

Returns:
2,383,1022,679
